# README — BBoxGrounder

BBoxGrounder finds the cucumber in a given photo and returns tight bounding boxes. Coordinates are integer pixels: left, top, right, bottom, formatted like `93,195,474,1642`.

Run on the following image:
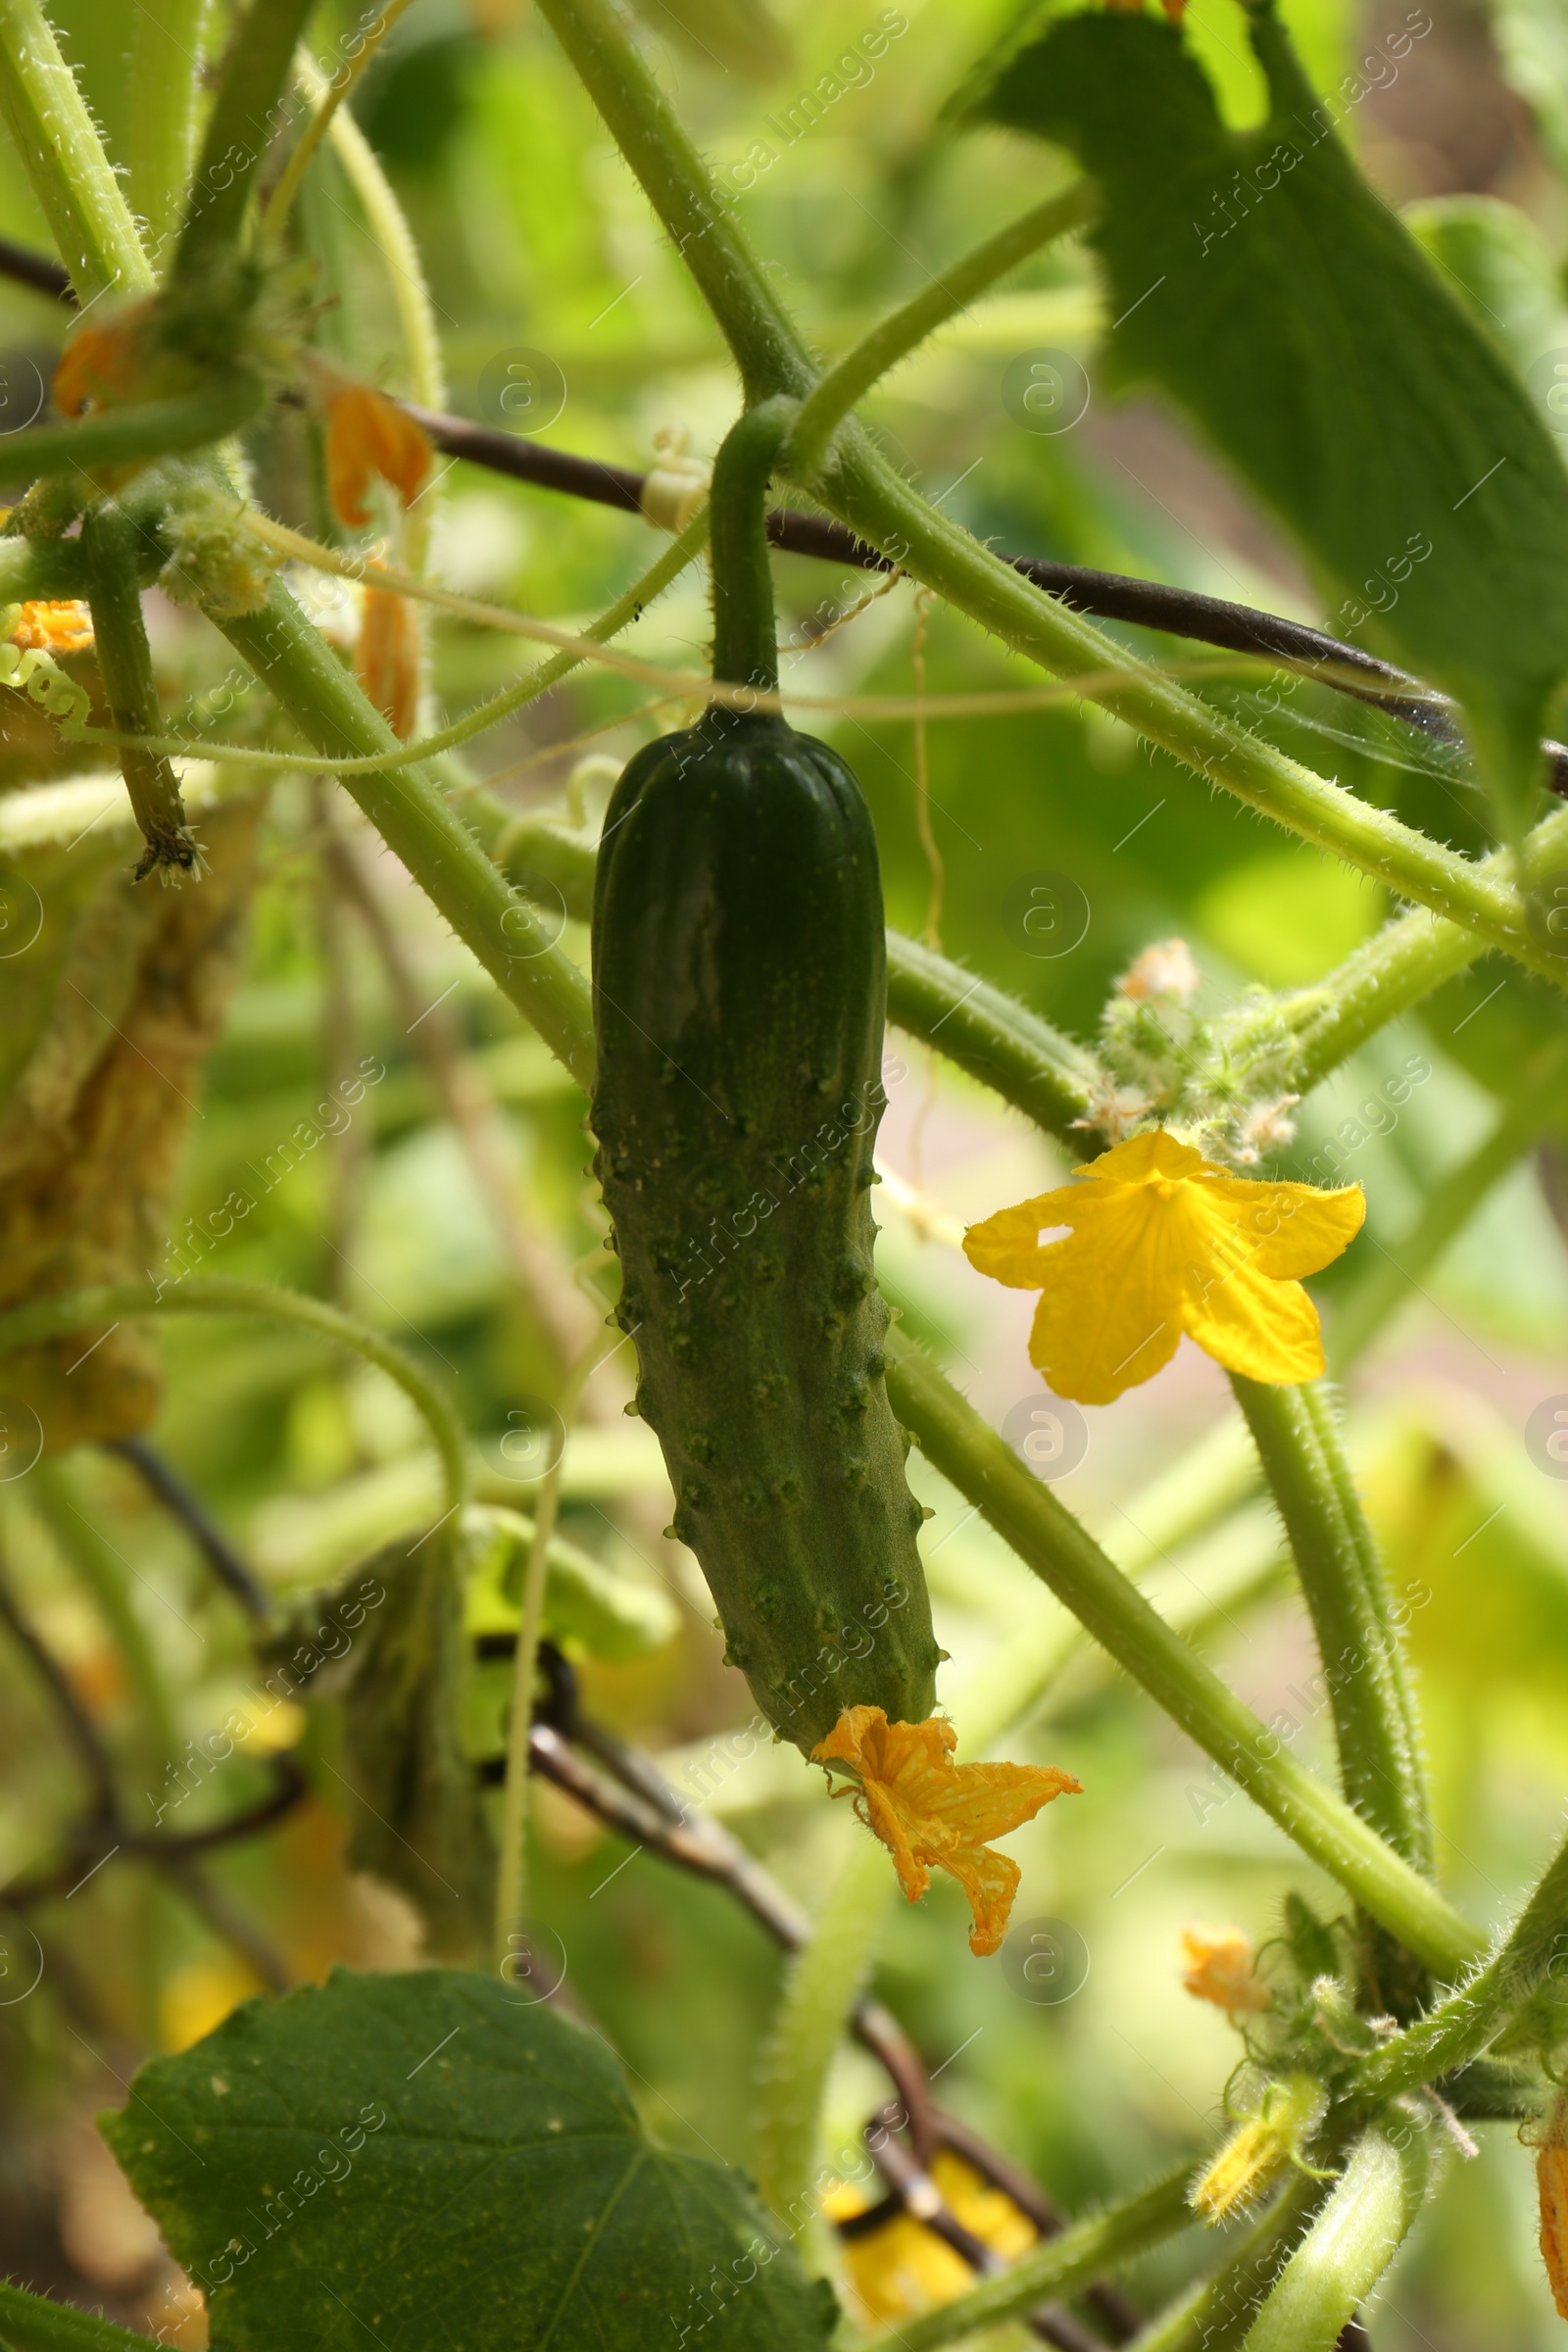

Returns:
591,704,941,1753
588,401,939,1754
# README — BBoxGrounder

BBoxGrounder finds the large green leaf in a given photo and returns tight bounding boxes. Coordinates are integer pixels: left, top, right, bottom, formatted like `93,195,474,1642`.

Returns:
969,3,1568,846
102,1970,837,2352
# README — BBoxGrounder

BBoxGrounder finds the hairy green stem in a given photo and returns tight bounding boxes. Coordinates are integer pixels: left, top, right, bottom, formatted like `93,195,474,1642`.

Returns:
1330,1051,1568,1368
710,398,796,692
1278,804,1566,1087
126,0,212,267
789,180,1098,480
1280,913,1485,1091
0,0,153,299
94,506,712,782
822,440,1565,988
1127,2180,1317,2352
267,6,418,247
1230,1376,1431,1873
1348,1820,1568,2106
532,0,1568,992
534,0,811,404
219,584,596,1086
882,1328,1481,1976
756,1835,892,2236
494,1338,602,1967
0,1278,468,1515
1240,2125,1431,2352
0,2279,154,2352
5,372,266,486
81,502,195,875
174,0,318,281
310,60,447,415
883,930,1102,1140
0,535,97,603
843,2165,1198,2352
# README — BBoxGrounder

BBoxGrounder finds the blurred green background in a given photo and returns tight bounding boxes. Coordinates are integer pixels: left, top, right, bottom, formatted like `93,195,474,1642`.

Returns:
0,0,1566,2342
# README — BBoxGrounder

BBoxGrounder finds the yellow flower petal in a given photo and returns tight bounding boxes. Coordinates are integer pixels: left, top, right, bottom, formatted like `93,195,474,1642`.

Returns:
812,1705,1080,1956
830,2151,1038,2329
1182,1237,1328,1386
9,601,93,655
963,1129,1362,1404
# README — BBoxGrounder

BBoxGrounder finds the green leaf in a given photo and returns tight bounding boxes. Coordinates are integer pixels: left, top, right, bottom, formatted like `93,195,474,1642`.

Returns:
1402,194,1568,380
100,1970,835,2352
462,1502,678,1662
969,4,1568,847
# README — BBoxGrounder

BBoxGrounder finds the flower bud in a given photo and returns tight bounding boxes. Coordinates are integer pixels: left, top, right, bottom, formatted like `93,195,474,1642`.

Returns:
1191,2073,1326,2224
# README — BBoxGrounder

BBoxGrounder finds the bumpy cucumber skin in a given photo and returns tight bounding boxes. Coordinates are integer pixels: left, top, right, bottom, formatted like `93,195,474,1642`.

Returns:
591,710,941,1754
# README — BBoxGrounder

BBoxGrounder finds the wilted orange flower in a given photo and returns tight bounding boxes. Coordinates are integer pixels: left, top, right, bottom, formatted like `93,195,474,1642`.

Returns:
1538,2095,1568,2319
322,378,432,529
1180,1924,1271,2022
8,601,93,655
356,586,420,740
963,1128,1363,1405
811,1705,1080,1957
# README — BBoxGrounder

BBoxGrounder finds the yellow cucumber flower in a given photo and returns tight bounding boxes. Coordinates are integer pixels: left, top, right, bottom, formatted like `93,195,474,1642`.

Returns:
811,1705,1080,1956
963,1128,1363,1405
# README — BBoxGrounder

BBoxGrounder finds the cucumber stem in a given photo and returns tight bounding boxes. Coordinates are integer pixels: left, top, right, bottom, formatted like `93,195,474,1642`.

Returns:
882,1325,1483,1979
1231,1374,1432,1877
218,584,598,1085
1346,1818,1568,2108
754,1834,894,2238
126,0,212,269
13,372,267,495
81,503,198,879
787,180,1099,483
173,0,318,283
532,0,1568,998
709,396,797,694
0,0,153,300
840,2165,1199,2352
0,1278,469,1519
1239,2125,1432,2352
0,2278,156,2352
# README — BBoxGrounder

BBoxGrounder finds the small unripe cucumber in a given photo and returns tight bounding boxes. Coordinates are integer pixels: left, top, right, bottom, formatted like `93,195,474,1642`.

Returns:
591,708,940,1753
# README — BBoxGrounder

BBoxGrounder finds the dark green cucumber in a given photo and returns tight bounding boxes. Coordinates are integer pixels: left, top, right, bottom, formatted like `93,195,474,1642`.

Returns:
590,705,941,1753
